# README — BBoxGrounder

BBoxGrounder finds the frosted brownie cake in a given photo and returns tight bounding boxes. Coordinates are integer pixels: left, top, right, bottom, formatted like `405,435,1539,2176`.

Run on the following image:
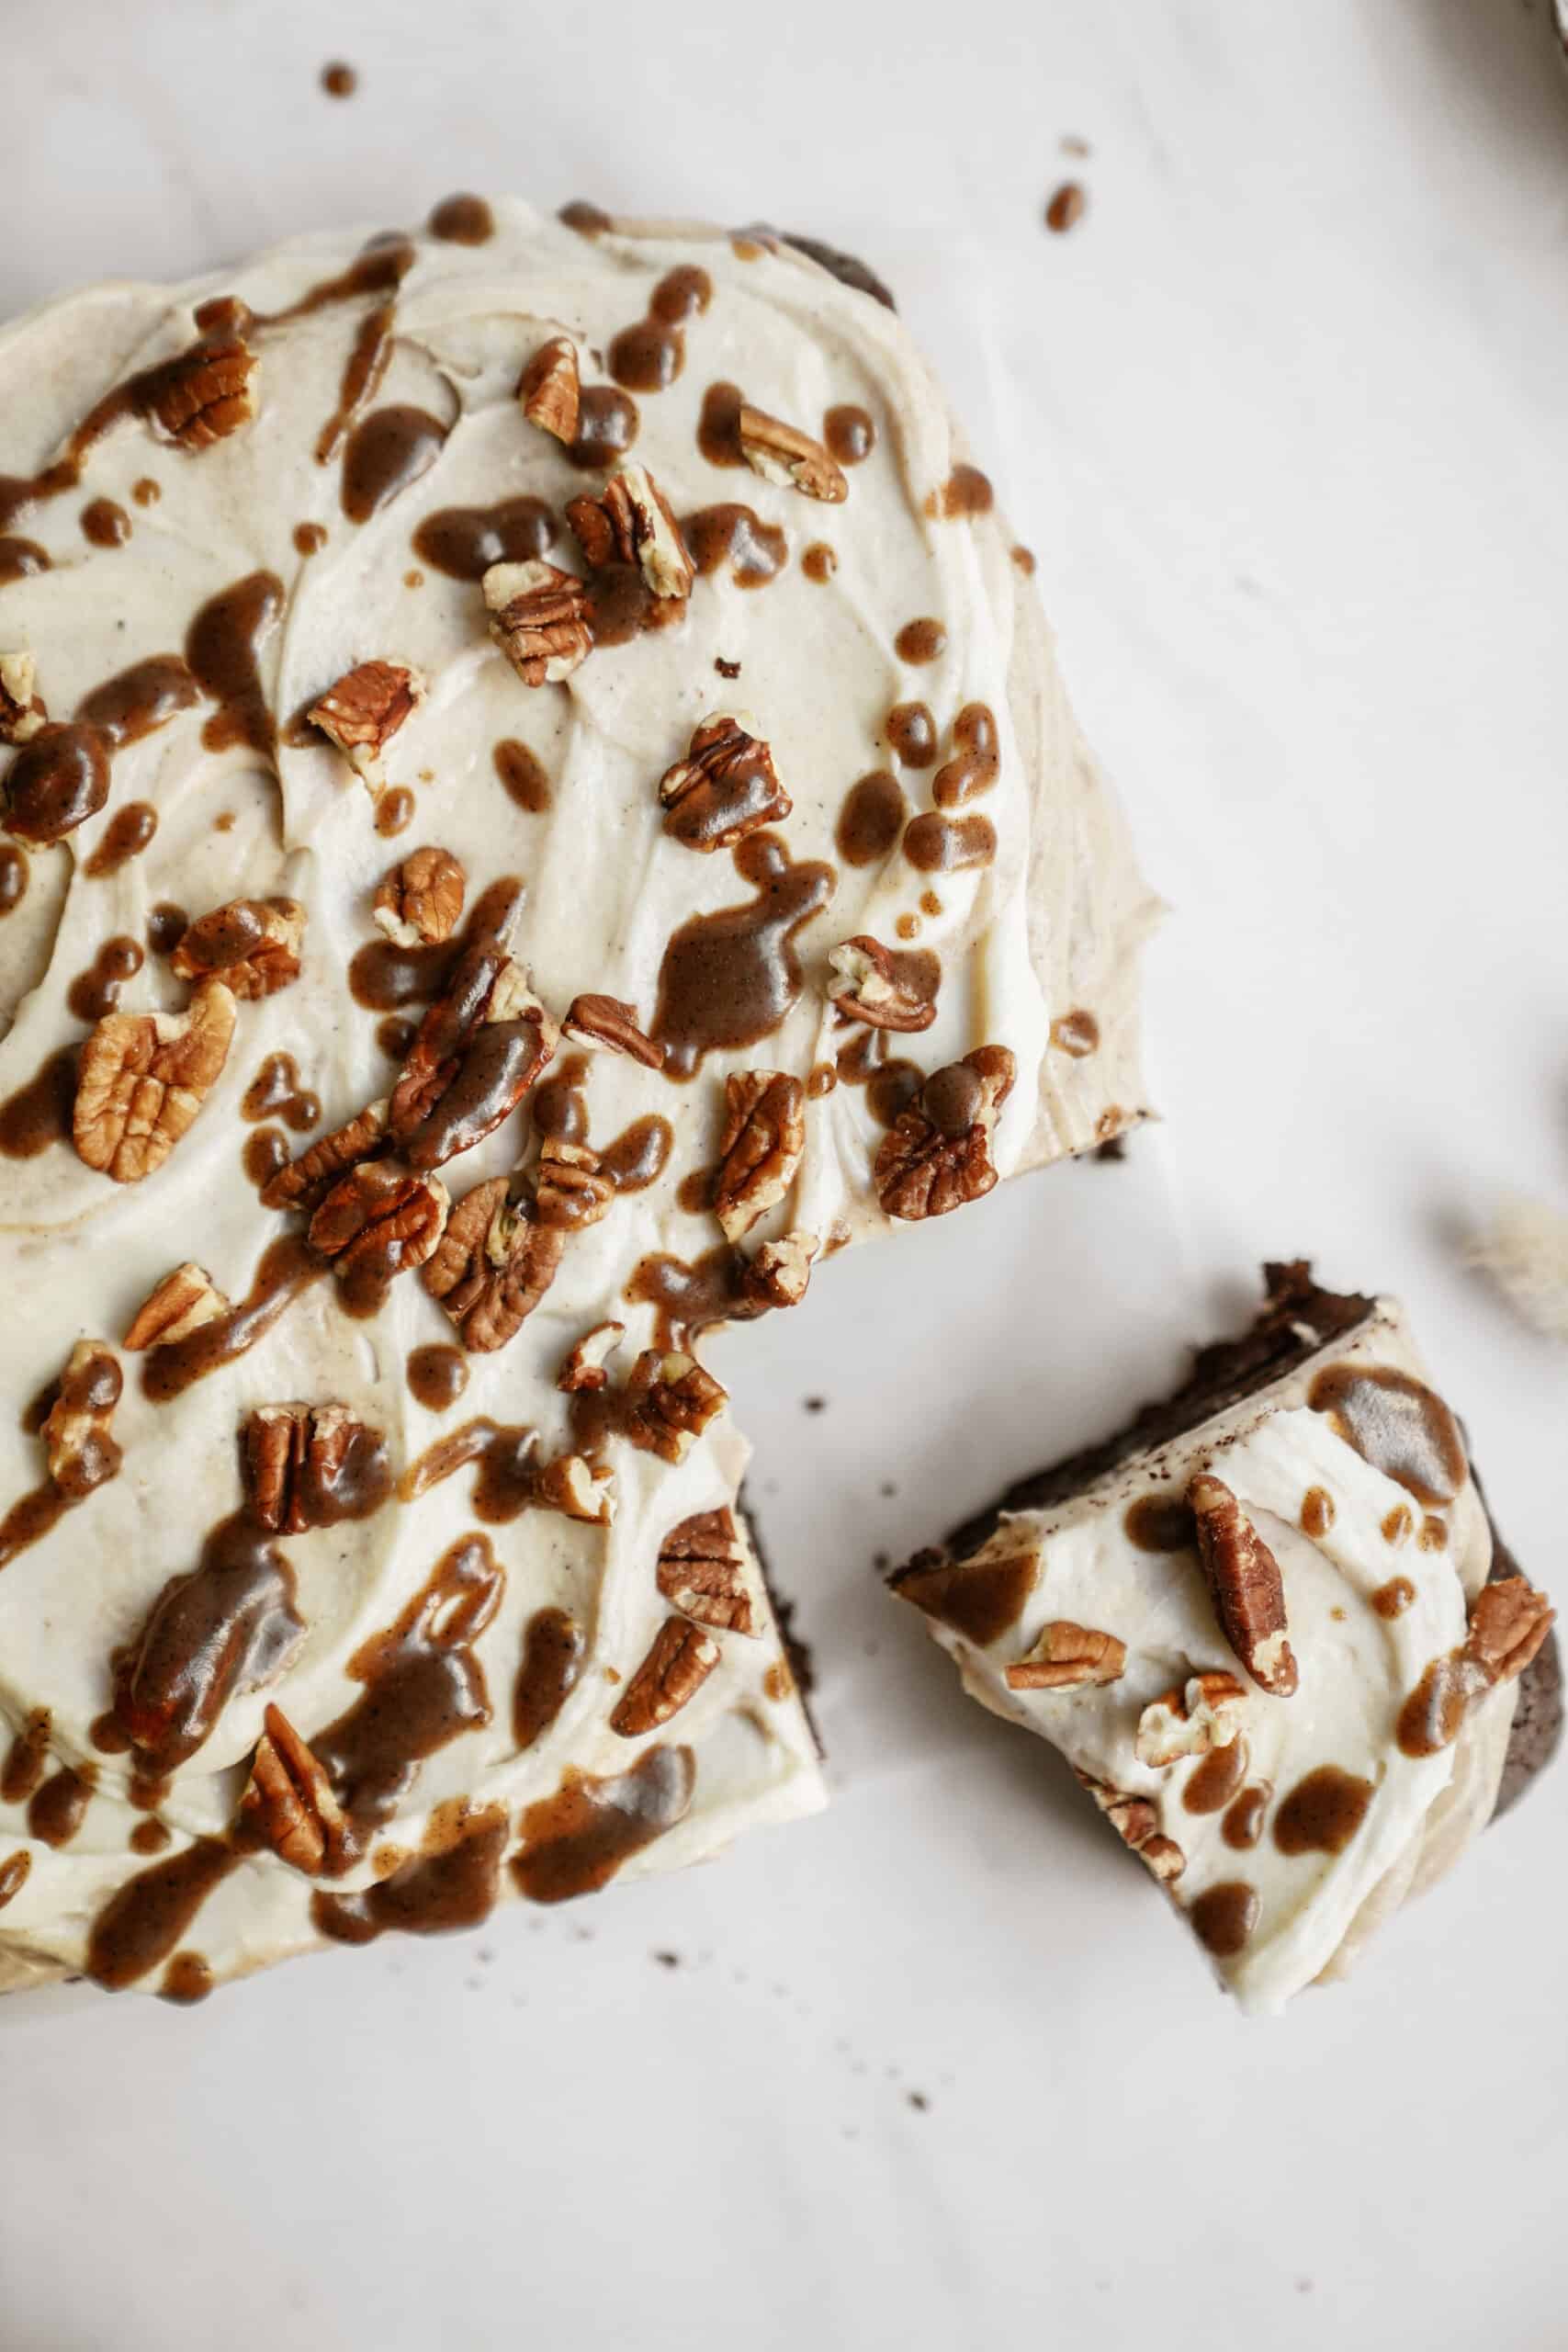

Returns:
894,1264,1558,2014
0,197,1156,1996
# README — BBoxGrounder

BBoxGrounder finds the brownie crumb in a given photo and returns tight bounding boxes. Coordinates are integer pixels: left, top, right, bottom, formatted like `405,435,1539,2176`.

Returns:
907,2090,930,2112
715,658,741,679
652,1950,681,1969
804,1395,826,1414
321,61,356,98
1045,182,1088,234
1094,1134,1127,1162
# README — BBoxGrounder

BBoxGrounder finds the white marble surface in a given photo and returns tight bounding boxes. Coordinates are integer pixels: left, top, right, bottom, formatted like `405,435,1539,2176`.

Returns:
4,3,1568,2346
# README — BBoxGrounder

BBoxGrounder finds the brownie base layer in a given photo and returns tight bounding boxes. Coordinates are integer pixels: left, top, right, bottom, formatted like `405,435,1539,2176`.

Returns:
897,1261,1561,1818
739,1491,823,1758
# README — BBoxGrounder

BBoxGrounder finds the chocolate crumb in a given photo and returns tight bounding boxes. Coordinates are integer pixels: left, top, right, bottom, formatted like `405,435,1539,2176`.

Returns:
804,1395,826,1414
1094,1135,1127,1162
653,1950,681,1969
715,657,741,679
1045,182,1088,234
880,1480,897,1498
321,61,356,98
873,1551,890,1572
907,2090,930,2112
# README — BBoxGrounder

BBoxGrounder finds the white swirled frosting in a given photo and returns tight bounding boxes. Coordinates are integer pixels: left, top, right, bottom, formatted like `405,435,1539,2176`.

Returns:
0,197,1156,1996
898,1295,1521,2016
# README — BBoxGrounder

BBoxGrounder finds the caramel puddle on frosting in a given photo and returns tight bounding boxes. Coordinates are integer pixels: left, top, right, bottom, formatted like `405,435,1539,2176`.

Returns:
1123,1494,1195,1554
608,266,711,393
112,1514,306,1773
682,503,787,587
66,935,142,1023
886,702,938,767
512,1744,696,1904
414,496,558,581
1396,1650,1489,1758
893,1548,1040,1646
2,1709,52,1803
493,740,552,812
932,704,998,806
84,800,158,877
86,1838,240,1990
514,1607,585,1751
569,382,640,471
1182,1736,1249,1816
186,574,282,756
802,542,835,583
651,831,835,1078
0,537,48,582
836,769,906,867
28,1763,96,1848
0,1046,77,1159
825,404,876,465
1272,1765,1373,1855
626,1245,767,1352
141,1235,321,1401
902,811,997,873
1308,1363,1466,1507
0,842,28,916
428,193,494,245
1373,1575,1416,1620
0,1349,122,1573
341,405,450,524
407,1343,469,1413
399,1419,544,1521
81,497,130,548
312,1536,504,1855
313,1803,510,1946
5,652,198,849
697,380,744,466
896,617,946,664
0,1851,31,1909
926,463,994,518
1189,1880,1259,1958
241,1052,320,1133
350,875,525,1013
1221,1783,1271,1850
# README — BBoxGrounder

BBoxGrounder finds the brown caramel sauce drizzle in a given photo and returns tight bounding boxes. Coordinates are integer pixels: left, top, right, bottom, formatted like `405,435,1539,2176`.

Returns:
514,1607,585,1751
66,936,143,1023
1300,1486,1336,1538
626,1246,768,1352
825,404,876,464
1307,1363,1466,1507
1182,1736,1249,1817
2,1710,53,1803
1373,1575,1416,1620
141,1236,321,1403
350,875,524,1014
81,498,130,548
836,770,906,866
927,464,994,518
802,543,835,583
1221,1783,1271,1850
1272,1765,1373,1855
651,832,834,1078
886,702,937,767
0,1046,77,1159
683,502,789,588
697,381,744,466
399,1420,543,1522
241,1052,321,1133
242,1128,289,1194
608,268,712,393
341,406,449,524
86,1838,239,1992
0,1852,30,1908
1189,1881,1259,1958
569,383,640,472
0,842,28,917
896,617,946,663
186,574,282,756
493,739,552,812
1122,1493,1195,1553
903,811,997,873
376,786,415,838
28,1764,96,1848
512,1744,696,1904
83,800,158,877
0,1350,122,1573
312,1804,510,1945
413,496,558,581
428,194,494,244
147,901,187,956
408,1344,470,1413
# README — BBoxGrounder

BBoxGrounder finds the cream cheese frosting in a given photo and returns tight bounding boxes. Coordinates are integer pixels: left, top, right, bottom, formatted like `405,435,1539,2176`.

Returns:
0,197,1156,1996
897,1288,1548,2016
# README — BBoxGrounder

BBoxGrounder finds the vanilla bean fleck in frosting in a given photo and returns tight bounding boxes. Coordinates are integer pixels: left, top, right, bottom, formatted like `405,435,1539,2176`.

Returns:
0,196,1155,1997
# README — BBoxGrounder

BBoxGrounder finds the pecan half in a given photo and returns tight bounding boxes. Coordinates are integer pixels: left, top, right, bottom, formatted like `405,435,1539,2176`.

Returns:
1134,1669,1248,1768
517,334,581,442
146,333,257,448
741,1227,818,1309
308,661,424,784
123,1261,231,1351
421,1175,565,1352
373,846,466,947
1005,1622,1127,1691
239,1704,345,1876
610,1616,721,1736
536,1137,615,1230
714,1069,806,1242
1077,1770,1185,1883
260,1099,388,1214
623,1350,728,1463
533,1452,615,1525
658,714,791,852
0,651,44,745
389,945,557,1170
657,1507,756,1636
1189,1473,1299,1696
737,402,848,502
39,1341,123,1500
170,897,305,1000
828,935,938,1033
557,1320,626,1393
873,1044,1014,1222
484,560,593,686
1466,1577,1555,1686
567,464,694,602
73,979,236,1183
561,992,665,1069
308,1159,448,1290
242,1402,381,1534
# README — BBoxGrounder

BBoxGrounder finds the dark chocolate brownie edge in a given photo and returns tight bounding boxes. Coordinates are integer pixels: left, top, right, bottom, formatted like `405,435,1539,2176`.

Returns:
1472,1472,1563,1815
739,1488,824,1759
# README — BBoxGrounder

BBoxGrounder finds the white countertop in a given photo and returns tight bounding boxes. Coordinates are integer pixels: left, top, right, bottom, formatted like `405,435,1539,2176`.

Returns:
4,3,1568,2346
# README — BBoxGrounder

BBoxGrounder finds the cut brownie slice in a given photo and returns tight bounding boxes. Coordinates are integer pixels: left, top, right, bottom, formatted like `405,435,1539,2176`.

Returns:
892,1263,1559,2014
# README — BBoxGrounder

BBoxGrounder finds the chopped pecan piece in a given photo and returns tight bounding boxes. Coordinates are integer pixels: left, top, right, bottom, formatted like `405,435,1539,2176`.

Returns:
1465,1577,1555,1686
1134,1669,1248,1768
828,935,938,1033
561,992,665,1069
566,464,694,602
557,1320,626,1393
874,1044,1014,1221
737,402,848,502
389,944,557,1170
658,714,791,852
536,1137,615,1230
742,1227,818,1309
1077,1770,1185,1883
373,846,466,947
146,332,257,448
533,1453,615,1525
0,651,44,744
239,1705,345,1876
517,334,581,443
1189,1473,1299,1696
483,560,593,686
421,1175,565,1352
623,1350,728,1463
657,1507,756,1636
260,1099,388,1214
123,1261,231,1351
308,1159,449,1291
308,661,424,784
1005,1622,1127,1691
170,897,305,1000
73,978,236,1183
714,1069,806,1242
39,1341,123,1500
242,1402,381,1533
610,1616,721,1736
